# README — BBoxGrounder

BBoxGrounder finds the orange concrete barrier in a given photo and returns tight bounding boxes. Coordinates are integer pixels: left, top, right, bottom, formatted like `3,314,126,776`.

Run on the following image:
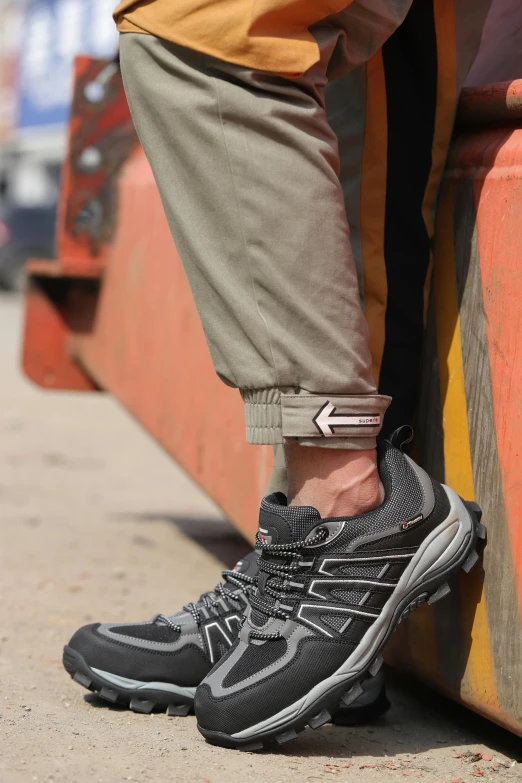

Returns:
387,80,522,734
22,61,522,734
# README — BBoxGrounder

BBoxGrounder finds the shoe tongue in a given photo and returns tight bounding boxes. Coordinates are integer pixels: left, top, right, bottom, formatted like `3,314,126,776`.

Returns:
258,492,322,545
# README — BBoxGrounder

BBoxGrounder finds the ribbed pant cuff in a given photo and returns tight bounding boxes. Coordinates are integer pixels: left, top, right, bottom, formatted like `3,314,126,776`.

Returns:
242,388,283,444
241,389,391,448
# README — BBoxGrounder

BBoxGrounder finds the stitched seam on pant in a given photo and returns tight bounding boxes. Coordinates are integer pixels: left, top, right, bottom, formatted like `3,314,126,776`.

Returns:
244,402,281,406
205,57,281,391
280,394,391,402
246,425,282,430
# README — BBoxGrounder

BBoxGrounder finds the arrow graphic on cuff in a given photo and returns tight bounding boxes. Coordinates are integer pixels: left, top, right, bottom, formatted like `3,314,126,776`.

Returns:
312,402,381,437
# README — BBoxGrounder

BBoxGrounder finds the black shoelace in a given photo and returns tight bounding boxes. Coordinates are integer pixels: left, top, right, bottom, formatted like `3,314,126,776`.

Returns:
155,569,256,632
249,527,328,641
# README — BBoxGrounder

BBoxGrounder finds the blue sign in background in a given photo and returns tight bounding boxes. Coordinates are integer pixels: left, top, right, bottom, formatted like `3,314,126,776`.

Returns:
18,0,119,131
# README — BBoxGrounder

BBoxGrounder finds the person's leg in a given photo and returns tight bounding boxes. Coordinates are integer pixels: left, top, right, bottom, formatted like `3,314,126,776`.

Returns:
266,446,288,495
285,442,384,516
119,29,396,519
117,0,489,751
189,1,490,748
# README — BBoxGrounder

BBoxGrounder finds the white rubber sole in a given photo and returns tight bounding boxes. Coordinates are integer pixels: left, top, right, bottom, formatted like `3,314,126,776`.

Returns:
91,667,197,698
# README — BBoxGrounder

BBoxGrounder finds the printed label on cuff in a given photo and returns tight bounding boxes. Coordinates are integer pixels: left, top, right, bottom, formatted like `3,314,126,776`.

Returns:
312,402,381,437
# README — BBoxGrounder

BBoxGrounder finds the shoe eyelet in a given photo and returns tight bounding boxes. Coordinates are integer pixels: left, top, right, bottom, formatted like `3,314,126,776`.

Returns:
304,520,346,548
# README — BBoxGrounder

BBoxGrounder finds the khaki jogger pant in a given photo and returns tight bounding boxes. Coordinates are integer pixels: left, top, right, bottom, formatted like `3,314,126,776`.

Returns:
118,0,490,461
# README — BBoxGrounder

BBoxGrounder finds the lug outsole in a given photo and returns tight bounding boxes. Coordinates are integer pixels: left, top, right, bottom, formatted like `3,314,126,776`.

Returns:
427,582,451,605
308,708,331,729
199,499,485,751
63,644,387,726
200,679,392,751
167,703,191,717
275,728,299,744
461,549,479,574
239,742,264,752
73,671,92,689
368,654,383,677
129,698,155,714
62,646,195,716
99,687,119,704
341,681,363,707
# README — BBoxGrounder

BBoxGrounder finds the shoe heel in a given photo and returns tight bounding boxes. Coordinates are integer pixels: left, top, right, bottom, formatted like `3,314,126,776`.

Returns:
459,499,486,575
464,499,482,521
463,499,487,542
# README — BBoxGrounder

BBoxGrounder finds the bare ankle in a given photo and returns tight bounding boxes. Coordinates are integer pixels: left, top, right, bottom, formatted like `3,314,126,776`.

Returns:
284,443,384,518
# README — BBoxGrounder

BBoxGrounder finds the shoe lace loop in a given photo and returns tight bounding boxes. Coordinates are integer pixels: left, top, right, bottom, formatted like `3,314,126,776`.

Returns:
155,569,256,633
249,527,328,641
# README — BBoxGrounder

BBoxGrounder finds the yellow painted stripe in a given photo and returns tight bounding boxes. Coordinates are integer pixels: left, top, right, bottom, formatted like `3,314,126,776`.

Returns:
434,185,501,710
360,51,388,386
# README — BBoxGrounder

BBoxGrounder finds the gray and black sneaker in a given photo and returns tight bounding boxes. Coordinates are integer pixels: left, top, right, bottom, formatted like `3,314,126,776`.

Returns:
62,552,259,715
62,551,389,721
195,440,485,750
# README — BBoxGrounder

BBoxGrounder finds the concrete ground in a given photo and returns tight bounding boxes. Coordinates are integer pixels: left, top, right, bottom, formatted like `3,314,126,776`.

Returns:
0,292,520,783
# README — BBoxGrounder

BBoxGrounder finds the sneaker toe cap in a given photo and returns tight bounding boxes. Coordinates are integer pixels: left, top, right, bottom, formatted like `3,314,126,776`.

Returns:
195,637,351,736
67,622,210,686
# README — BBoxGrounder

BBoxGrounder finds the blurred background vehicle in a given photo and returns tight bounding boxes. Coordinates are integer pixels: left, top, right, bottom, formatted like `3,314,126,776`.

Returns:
0,0,118,291
0,159,60,290
0,201,57,290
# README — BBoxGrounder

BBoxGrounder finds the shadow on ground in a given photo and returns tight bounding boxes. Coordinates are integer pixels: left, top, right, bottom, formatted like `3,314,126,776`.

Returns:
111,511,250,568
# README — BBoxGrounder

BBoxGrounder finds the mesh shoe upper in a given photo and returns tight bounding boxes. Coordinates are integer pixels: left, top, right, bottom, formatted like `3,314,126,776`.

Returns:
68,552,259,686
195,442,451,735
